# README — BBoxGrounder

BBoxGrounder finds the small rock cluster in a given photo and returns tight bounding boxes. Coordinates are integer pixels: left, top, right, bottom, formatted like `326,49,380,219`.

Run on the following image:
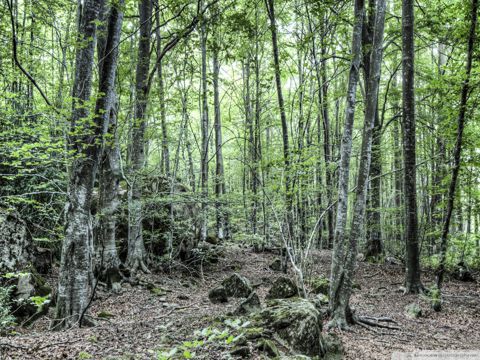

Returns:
208,273,343,359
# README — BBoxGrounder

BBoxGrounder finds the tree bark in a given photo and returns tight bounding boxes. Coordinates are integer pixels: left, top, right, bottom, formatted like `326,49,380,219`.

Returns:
213,31,227,241
329,0,386,329
329,0,365,321
95,1,125,289
265,0,294,251
54,0,106,330
127,0,152,274
199,0,209,242
436,0,478,292
363,0,383,258
402,0,422,293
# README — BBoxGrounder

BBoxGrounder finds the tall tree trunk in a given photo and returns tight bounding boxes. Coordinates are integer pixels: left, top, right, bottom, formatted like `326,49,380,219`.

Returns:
127,0,152,274
213,33,227,241
155,6,170,177
436,0,478,294
363,0,383,258
402,0,422,293
329,0,365,319
54,0,106,330
95,1,125,289
329,0,386,329
199,0,209,242
265,0,294,252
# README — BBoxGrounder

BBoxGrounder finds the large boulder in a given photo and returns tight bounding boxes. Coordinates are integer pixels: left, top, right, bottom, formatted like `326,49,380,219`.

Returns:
259,297,325,357
266,276,298,299
222,273,253,298
0,211,30,273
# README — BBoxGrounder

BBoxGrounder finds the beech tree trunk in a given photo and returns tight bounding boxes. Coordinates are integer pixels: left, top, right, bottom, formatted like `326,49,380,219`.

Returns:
329,0,365,320
329,0,386,329
54,0,106,330
127,0,152,274
363,0,383,258
95,1,125,288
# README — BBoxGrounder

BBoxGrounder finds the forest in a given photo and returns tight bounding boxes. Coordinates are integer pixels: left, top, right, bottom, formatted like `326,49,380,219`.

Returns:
0,0,479,358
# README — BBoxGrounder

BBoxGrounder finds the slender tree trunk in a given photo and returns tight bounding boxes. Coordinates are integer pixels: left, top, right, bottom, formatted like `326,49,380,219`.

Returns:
436,0,478,293
213,34,227,241
265,0,294,254
199,0,209,242
127,0,152,274
54,0,106,330
363,0,383,258
329,0,386,329
155,7,170,177
402,0,422,293
329,0,365,320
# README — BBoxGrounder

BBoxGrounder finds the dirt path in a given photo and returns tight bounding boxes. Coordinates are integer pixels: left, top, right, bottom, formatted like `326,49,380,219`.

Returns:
1,246,479,359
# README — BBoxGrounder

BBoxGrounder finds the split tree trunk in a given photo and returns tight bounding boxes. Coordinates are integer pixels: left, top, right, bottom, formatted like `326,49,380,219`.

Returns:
329,0,386,329
95,1,125,288
54,0,106,330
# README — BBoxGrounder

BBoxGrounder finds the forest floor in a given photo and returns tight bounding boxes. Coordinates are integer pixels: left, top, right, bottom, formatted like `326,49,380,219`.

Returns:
1,244,479,360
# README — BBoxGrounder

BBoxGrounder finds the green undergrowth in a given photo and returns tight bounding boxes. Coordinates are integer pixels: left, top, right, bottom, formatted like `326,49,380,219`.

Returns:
155,317,253,359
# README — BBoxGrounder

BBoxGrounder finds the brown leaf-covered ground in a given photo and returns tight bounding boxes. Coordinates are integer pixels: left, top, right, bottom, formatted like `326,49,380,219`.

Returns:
1,245,479,359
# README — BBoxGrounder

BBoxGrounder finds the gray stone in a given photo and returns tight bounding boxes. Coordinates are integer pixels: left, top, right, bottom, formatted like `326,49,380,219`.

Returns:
0,211,29,273
208,286,228,303
234,292,261,315
267,276,298,299
222,273,253,298
260,297,325,357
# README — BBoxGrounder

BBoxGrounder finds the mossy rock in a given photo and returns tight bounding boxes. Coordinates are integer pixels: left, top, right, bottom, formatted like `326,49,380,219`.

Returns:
309,276,329,295
259,297,325,357
234,292,261,315
222,273,253,298
208,286,228,304
266,277,298,299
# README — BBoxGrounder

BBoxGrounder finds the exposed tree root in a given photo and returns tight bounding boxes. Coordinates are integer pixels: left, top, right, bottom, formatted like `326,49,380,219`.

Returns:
354,315,401,330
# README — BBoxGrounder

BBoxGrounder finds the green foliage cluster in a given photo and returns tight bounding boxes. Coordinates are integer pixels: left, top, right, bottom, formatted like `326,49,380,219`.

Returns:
156,318,251,359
